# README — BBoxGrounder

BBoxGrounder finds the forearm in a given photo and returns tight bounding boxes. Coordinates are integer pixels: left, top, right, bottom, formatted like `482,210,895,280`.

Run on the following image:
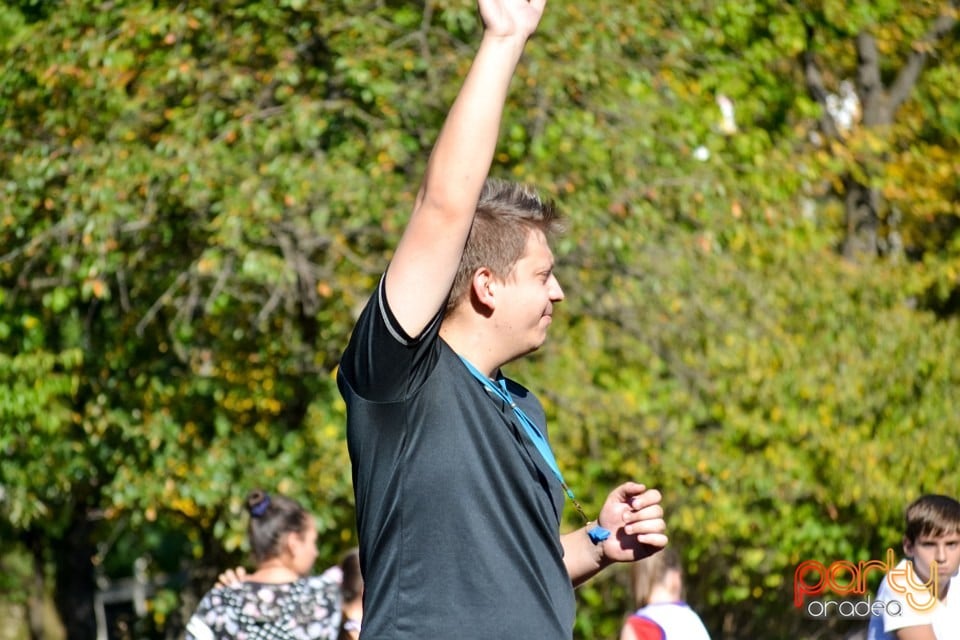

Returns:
418,33,528,215
562,525,610,587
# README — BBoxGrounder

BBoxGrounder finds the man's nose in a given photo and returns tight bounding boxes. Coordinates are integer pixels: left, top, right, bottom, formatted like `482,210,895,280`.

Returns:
549,275,564,301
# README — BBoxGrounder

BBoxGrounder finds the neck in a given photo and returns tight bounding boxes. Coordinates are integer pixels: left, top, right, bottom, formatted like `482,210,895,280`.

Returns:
440,322,502,378
247,559,299,584
645,583,681,605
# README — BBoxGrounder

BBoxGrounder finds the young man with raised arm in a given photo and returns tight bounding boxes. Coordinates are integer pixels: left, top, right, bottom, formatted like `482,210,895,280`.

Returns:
337,1,668,638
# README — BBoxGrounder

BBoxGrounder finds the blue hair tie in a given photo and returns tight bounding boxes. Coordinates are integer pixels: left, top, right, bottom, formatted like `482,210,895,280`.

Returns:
251,494,271,517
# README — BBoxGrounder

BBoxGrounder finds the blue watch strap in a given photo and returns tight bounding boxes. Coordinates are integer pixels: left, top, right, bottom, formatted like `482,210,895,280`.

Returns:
587,525,611,544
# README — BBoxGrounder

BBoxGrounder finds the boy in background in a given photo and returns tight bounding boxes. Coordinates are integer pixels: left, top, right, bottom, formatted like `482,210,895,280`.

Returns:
867,494,960,640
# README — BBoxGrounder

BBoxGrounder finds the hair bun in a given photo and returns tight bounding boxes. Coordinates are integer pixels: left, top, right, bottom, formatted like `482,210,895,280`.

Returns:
247,490,271,518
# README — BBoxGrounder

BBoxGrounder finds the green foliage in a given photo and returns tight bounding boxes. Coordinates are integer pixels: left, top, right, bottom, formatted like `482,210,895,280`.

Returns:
0,348,82,531
2,1,959,639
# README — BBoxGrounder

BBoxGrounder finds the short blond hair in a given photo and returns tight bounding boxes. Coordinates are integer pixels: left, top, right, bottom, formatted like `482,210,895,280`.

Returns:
444,178,563,316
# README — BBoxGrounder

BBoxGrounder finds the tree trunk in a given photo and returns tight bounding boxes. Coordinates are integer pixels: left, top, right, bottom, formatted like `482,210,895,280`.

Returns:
52,511,98,640
28,538,48,640
842,176,881,259
805,6,957,261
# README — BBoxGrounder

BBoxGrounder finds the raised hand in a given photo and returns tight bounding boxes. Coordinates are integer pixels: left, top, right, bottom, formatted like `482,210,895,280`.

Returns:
478,0,547,40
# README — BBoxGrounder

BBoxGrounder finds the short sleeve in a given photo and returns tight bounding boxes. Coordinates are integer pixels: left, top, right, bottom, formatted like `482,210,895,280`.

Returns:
627,615,667,640
876,568,936,633
338,275,442,403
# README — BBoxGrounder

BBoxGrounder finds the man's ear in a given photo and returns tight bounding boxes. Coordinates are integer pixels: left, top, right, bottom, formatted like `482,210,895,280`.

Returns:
471,267,497,309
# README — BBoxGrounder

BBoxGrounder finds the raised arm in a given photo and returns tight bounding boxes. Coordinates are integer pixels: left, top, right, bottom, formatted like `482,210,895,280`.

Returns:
384,0,546,337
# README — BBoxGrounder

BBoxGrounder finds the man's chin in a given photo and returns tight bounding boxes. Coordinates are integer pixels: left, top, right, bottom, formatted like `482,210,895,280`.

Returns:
524,336,547,356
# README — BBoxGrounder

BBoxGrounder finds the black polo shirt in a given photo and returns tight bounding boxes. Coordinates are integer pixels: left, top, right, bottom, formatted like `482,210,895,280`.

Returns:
337,278,574,639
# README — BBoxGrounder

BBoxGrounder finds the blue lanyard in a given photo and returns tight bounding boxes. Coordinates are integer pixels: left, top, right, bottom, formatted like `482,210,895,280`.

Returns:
458,355,610,543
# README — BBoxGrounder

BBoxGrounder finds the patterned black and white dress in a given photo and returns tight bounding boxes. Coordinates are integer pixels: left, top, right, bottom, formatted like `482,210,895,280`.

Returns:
185,569,342,640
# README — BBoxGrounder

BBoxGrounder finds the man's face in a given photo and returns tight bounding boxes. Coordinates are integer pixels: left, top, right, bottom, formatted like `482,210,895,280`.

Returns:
495,229,564,355
904,530,960,586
